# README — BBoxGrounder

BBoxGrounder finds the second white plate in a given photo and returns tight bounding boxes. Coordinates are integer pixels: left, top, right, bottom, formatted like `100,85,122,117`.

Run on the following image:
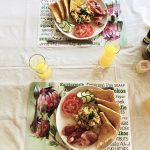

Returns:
55,0,108,40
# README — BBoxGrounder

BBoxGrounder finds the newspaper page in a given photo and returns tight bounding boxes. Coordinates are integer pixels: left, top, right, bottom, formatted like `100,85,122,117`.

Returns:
37,0,126,47
25,82,132,150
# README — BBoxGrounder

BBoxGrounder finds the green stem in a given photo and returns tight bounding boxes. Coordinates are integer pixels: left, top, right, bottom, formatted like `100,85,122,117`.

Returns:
50,133,69,150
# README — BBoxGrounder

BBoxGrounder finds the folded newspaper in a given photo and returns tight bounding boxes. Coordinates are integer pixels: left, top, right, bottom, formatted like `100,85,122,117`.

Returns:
38,0,126,47
25,82,132,150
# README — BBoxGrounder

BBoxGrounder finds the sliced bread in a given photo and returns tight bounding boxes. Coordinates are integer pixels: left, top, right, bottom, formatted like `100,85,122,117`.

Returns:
97,112,118,149
88,88,115,102
57,0,66,19
48,2,62,23
61,0,69,18
98,104,121,130
95,98,120,113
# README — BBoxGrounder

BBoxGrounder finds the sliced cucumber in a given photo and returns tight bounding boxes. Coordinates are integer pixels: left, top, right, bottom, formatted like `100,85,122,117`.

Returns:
86,95,92,102
62,24,72,33
85,91,91,95
68,25,73,32
59,21,73,33
82,92,87,97
77,90,95,103
82,97,87,103
59,21,67,28
68,22,75,27
77,92,82,98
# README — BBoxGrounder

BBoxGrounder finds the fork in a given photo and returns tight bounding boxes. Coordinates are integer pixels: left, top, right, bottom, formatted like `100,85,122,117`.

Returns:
32,86,40,132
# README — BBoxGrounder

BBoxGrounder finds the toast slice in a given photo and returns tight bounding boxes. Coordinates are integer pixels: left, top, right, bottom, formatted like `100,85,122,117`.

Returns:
61,0,69,18
97,112,118,149
98,104,121,130
48,2,62,23
88,88,115,102
57,0,65,20
95,98,120,113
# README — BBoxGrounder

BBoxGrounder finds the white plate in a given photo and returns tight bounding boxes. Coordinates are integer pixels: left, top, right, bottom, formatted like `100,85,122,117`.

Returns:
56,86,116,150
55,0,108,40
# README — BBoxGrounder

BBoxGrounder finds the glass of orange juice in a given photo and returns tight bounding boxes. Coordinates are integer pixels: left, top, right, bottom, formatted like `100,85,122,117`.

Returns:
98,40,120,68
29,54,52,80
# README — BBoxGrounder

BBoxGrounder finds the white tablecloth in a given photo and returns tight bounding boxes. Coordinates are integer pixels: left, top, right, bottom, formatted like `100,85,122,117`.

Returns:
0,0,150,150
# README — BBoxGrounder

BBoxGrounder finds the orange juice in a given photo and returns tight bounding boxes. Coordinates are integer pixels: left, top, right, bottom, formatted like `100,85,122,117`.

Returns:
34,62,47,73
98,41,120,68
38,66,52,80
34,62,52,80
29,54,52,80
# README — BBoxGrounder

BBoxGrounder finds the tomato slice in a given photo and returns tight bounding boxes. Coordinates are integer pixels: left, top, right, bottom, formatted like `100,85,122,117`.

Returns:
74,23,95,38
62,93,83,116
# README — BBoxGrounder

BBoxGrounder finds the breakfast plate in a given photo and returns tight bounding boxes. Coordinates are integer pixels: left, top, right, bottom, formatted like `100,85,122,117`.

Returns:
49,0,108,40
56,86,121,150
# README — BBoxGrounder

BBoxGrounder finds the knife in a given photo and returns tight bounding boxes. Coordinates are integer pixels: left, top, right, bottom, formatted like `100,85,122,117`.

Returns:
46,39,94,45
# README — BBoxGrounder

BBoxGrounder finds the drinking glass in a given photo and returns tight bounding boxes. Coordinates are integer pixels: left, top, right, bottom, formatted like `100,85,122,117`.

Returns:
98,40,120,68
29,54,52,80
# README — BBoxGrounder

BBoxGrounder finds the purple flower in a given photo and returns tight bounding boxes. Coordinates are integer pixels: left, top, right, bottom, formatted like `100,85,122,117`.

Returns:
30,118,50,138
107,4,121,16
101,23,120,40
37,87,59,113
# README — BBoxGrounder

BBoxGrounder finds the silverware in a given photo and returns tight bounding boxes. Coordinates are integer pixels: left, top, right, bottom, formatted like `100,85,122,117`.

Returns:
46,39,93,45
64,85,78,91
103,87,114,90
32,86,40,132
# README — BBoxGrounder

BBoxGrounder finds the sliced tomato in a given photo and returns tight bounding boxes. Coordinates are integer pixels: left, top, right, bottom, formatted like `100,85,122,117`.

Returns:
62,93,83,116
74,24,95,38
